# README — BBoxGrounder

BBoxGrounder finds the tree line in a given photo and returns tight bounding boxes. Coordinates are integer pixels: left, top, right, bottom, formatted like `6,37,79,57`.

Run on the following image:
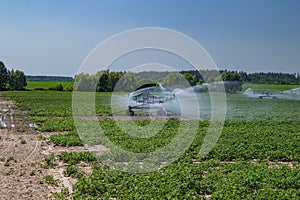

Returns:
240,72,300,85
26,75,73,82
74,70,244,92
74,69,300,93
0,61,27,91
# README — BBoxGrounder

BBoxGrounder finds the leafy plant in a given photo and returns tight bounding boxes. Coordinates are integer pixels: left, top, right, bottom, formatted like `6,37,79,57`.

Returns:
50,131,83,146
43,155,56,168
63,165,83,178
44,175,60,186
59,152,96,165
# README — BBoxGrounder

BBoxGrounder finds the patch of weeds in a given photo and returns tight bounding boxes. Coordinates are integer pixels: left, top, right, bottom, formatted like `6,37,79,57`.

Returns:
38,134,47,141
30,170,35,176
6,156,16,163
20,139,27,144
50,131,83,146
50,188,69,200
42,155,56,168
4,156,16,166
5,168,14,175
36,117,74,132
63,165,84,178
43,175,60,186
12,112,22,116
59,152,96,165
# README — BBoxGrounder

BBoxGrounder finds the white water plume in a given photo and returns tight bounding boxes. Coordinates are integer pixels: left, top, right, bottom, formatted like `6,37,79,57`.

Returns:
243,88,300,100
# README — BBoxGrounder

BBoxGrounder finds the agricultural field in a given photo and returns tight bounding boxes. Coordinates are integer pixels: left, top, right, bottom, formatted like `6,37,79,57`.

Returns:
26,81,74,91
1,87,300,199
242,83,300,92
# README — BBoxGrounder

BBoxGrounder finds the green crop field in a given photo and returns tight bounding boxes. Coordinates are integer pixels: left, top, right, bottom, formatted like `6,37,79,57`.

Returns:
242,83,300,92
26,81,74,90
4,90,300,199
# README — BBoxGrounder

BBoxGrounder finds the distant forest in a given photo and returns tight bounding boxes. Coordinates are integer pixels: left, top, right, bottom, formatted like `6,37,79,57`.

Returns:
26,75,73,82
181,70,300,85
239,71,300,85
72,70,300,93
27,70,300,85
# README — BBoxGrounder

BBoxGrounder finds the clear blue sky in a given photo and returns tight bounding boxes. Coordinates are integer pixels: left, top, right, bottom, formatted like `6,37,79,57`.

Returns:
0,0,299,76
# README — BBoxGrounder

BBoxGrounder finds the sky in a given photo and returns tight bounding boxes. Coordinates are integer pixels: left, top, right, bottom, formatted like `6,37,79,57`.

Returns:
0,0,299,76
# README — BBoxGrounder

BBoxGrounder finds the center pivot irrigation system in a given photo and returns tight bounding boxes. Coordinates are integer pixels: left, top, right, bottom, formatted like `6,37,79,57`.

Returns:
126,83,177,116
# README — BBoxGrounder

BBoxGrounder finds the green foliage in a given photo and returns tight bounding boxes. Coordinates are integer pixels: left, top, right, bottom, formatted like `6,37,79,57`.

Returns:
26,81,73,90
38,134,47,141
0,61,9,90
221,71,242,81
162,72,189,89
6,156,16,163
183,73,197,86
44,175,60,186
30,170,35,176
43,155,56,168
8,69,27,90
51,188,70,199
74,72,97,91
108,71,124,91
0,61,27,91
4,88,300,199
20,139,26,144
72,162,204,199
114,72,136,92
97,119,181,154
34,117,74,132
50,131,83,146
69,160,300,199
26,75,73,82
96,70,109,92
4,91,72,117
243,83,300,92
203,120,300,161
55,83,64,91
198,161,300,199
63,165,84,178
248,72,300,84
59,152,96,165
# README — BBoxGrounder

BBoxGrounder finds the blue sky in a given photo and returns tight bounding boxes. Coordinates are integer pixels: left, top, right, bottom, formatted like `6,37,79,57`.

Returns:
0,0,299,76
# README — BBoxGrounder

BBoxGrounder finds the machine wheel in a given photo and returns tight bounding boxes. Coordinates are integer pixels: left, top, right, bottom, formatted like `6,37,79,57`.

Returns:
127,110,134,116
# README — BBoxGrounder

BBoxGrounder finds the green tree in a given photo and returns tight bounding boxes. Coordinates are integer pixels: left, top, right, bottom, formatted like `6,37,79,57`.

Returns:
221,71,242,81
74,73,95,91
56,83,64,91
221,71,231,81
0,61,9,90
108,71,123,91
114,72,136,92
183,73,197,86
96,70,109,92
8,69,27,90
162,73,190,89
